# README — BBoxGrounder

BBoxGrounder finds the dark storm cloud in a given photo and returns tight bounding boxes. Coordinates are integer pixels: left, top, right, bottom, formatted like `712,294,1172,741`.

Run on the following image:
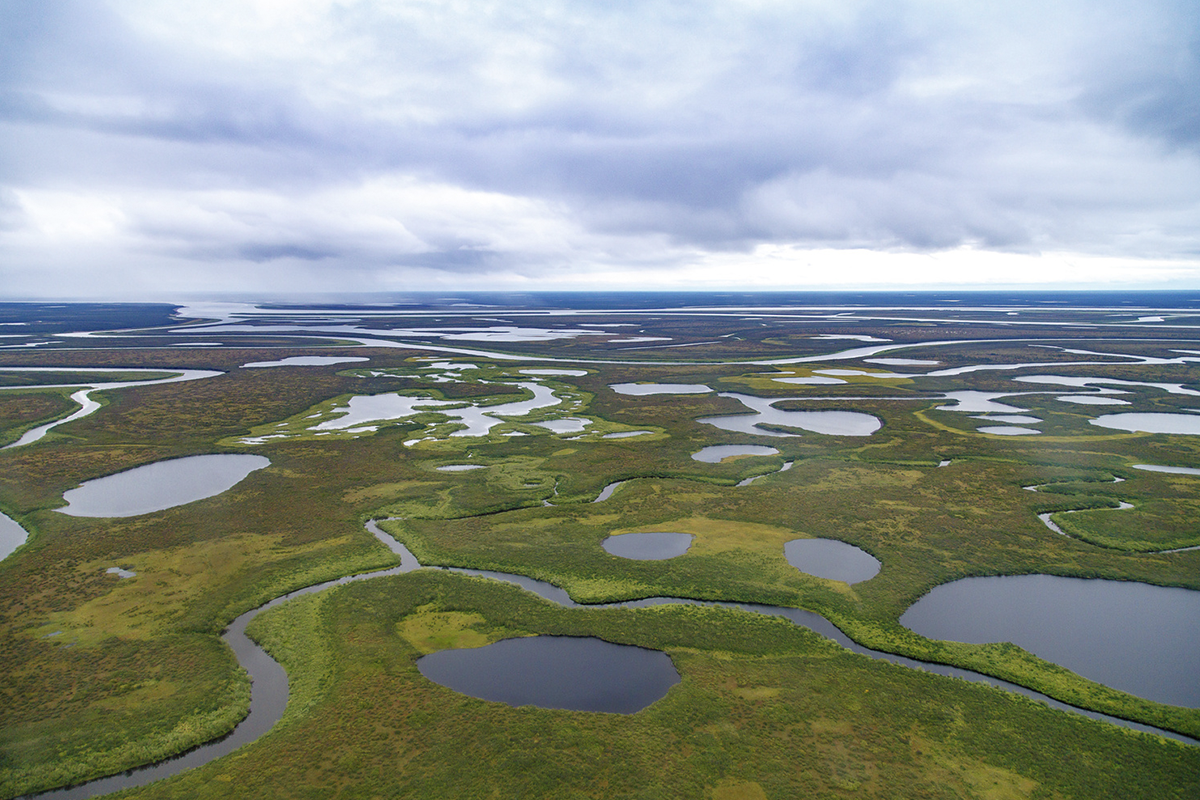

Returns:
1,0,1198,294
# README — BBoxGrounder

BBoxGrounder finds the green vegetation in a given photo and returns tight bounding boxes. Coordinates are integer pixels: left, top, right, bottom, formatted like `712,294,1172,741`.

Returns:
2,304,1200,798
135,573,1200,799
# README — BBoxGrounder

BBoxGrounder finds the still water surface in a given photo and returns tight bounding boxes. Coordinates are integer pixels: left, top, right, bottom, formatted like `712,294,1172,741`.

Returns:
1090,413,1200,435
603,532,693,560
58,455,270,517
417,636,680,713
701,393,880,437
901,575,1200,707
1,510,28,562
784,539,880,584
691,444,779,463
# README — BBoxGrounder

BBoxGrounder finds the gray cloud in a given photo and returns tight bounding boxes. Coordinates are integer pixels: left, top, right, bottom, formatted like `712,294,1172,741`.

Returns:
1,0,1198,295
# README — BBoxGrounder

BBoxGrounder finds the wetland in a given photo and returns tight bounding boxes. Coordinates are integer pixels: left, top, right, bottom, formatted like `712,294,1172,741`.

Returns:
3,294,1200,799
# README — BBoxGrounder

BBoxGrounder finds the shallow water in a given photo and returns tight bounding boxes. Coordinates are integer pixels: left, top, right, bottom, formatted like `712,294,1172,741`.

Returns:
312,382,562,438
602,532,693,560
417,636,680,713
691,444,780,463
1014,374,1200,397
864,357,941,366
971,415,1041,424
37,519,1198,798
1055,395,1129,405
609,383,711,395
977,426,1041,436
0,510,28,562
937,391,1029,414
602,430,651,438
520,368,588,376
1090,413,1200,435
58,455,270,518
701,393,880,437
784,539,880,584
901,575,1200,707
533,418,589,433
773,376,846,385
436,465,486,472
241,356,368,368
1133,464,1200,476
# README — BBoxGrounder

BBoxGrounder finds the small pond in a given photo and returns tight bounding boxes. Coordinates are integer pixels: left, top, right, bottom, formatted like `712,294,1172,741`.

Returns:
692,445,779,463
1090,413,1200,435
773,376,845,385
977,426,1041,436
784,539,881,584
1,510,28,562
610,383,711,395
603,430,651,439
900,575,1200,707
417,636,680,713
972,415,1042,424
533,418,589,434
436,465,486,472
58,454,270,518
602,532,694,560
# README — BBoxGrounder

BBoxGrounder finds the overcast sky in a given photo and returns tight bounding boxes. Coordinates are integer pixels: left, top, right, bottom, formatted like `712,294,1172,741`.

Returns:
1,0,1198,298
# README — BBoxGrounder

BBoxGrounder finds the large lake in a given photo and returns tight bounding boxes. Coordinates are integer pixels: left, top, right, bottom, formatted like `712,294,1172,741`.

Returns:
900,574,1200,707
58,454,270,518
417,636,680,713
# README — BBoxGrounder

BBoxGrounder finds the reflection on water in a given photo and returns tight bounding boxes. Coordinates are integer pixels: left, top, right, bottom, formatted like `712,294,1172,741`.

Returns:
241,356,368,368
1055,395,1129,405
937,391,1029,414
701,393,880,437
610,383,711,395
533,417,589,433
977,426,1041,436
1133,464,1200,476
692,444,779,463
58,455,270,518
901,575,1200,707
784,538,880,584
1090,413,1200,435
603,532,693,560
417,636,680,713
0,510,28,562
520,368,588,376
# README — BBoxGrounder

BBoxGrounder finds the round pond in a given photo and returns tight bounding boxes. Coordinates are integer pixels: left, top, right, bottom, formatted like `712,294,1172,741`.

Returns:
58,454,270,518
900,574,1200,707
603,531,694,560
417,636,679,713
784,538,880,584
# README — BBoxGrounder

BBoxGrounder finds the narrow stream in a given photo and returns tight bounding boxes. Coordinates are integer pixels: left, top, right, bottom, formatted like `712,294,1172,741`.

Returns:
27,516,1199,799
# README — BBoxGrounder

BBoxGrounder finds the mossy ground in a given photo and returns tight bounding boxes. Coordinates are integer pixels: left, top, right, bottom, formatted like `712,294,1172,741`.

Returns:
1,310,1199,797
